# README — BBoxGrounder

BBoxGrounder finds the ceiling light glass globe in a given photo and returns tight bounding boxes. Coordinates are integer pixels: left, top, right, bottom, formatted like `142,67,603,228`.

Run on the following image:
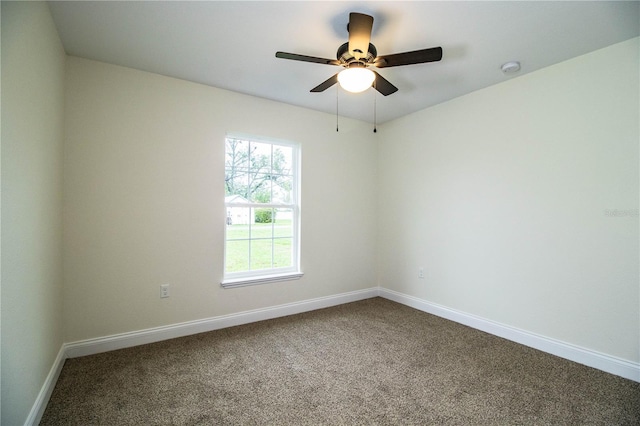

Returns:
337,68,375,93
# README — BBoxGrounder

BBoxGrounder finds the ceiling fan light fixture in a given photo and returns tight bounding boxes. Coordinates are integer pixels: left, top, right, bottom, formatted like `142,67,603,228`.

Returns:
337,67,375,93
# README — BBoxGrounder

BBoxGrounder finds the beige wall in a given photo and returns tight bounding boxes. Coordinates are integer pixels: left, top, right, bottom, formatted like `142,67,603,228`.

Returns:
63,57,378,342
1,2,66,424
378,38,639,362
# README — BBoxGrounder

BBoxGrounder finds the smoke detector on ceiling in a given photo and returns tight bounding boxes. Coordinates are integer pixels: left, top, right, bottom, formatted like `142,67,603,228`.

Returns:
501,61,521,74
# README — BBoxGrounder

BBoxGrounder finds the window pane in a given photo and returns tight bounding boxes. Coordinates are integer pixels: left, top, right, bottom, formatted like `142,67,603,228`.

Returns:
226,172,248,199
274,209,293,237
226,207,252,228
250,209,273,239
225,139,249,171
250,141,271,175
225,239,249,273
273,146,292,176
272,175,292,204
249,173,271,203
250,239,272,270
274,237,293,268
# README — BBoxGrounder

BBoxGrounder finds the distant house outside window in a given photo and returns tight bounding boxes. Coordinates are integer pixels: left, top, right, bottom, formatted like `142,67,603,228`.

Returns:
222,135,302,288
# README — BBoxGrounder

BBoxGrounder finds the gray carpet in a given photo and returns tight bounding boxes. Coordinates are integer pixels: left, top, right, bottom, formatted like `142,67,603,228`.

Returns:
41,298,639,425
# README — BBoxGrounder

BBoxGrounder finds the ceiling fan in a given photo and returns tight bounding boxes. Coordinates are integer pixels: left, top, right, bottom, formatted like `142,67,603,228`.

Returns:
275,12,443,96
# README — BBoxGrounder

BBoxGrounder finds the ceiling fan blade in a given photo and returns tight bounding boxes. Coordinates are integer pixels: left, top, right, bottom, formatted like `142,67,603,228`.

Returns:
276,52,341,66
372,71,398,96
348,13,374,60
310,73,339,92
374,47,443,68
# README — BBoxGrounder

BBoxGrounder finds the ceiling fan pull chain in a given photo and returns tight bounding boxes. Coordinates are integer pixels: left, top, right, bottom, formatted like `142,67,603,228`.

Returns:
373,84,377,133
336,85,339,132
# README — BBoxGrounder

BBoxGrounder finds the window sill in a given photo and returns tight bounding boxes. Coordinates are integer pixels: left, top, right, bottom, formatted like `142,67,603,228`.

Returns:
221,272,304,289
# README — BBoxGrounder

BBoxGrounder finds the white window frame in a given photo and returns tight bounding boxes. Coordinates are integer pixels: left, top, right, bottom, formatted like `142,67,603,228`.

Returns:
222,134,302,288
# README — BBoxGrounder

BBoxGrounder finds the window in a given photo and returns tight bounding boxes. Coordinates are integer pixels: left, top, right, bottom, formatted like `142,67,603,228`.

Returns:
222,135,302,288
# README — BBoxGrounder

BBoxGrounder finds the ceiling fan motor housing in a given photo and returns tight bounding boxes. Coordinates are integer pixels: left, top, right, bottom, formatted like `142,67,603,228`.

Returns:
337,42,377,66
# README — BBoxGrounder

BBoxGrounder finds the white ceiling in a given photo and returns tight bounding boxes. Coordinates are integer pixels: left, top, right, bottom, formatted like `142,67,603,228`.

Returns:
48,1,639,124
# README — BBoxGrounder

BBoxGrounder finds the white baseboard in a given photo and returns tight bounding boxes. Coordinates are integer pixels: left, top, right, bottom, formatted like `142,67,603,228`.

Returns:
65,287,379,358
379,287,640,383
24,346,66,426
